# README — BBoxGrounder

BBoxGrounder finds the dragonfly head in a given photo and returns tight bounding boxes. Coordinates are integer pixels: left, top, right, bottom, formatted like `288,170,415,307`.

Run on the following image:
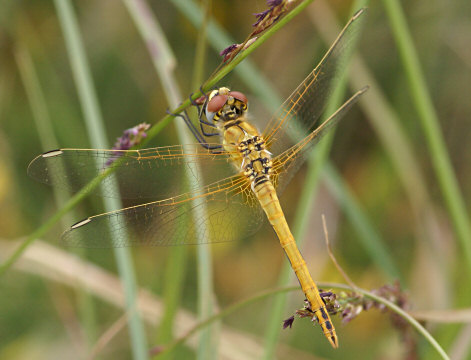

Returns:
205,87,248,124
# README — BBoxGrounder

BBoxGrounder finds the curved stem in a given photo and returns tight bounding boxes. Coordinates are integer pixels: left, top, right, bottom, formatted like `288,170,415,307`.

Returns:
157,282,450,360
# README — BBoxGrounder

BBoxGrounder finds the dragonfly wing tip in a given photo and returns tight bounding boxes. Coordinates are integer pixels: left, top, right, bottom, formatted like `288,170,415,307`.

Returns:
71,218,92,229
42,149,64,158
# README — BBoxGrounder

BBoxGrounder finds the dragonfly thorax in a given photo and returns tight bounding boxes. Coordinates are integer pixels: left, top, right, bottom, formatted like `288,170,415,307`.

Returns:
206,86,273,189
238,133,273,190
215,102,272,186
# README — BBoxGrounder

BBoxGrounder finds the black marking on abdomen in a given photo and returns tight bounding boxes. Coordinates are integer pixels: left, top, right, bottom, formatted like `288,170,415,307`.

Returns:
253,176,269,187
320,308,329,320
331,336,337,346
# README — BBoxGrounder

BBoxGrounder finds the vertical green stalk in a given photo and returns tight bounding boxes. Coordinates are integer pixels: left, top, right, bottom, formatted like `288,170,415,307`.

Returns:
53,1,148,359
189,2,218,359
121,2,186,357
156,245,187,360
191,0,211,88
122,0,216,358
15,42,98,349
381,0,471,275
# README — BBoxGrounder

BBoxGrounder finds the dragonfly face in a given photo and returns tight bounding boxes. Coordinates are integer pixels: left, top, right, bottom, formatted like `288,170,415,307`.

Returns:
202,87,248,126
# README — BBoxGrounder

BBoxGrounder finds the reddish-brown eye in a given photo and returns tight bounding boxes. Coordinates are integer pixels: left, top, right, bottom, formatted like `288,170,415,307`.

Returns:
229,91,248,104
207,95,228,113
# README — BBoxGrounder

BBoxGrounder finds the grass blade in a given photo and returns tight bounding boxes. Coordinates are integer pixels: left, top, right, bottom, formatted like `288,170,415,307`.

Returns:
53,1,148,358
381,0,471,275
122,0,217,358
14,41,99,350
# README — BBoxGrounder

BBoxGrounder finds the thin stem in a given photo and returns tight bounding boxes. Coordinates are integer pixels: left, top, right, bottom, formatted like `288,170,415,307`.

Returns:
122,0,217,358
381,0,471,275
53,1,148,359
14,42,98,349
158,282,450,360
189,1,218,359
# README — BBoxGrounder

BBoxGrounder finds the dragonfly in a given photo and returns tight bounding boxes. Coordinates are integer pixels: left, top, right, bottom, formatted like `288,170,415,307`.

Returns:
28,9,367,348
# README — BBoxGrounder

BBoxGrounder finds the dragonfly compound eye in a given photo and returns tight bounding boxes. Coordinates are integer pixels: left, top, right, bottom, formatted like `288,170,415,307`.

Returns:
207,94,228,113
229,91,248,105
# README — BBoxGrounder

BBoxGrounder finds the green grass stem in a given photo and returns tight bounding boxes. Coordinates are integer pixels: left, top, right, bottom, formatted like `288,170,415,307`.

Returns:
122,2,185,357
169,0,313,109
53,1,148,359
381,0,471,276
14,41,99,350
122,0,217,358
190,4,219,359
191,0,211,89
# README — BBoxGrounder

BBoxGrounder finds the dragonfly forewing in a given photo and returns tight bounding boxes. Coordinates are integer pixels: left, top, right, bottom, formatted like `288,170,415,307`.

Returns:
27,144,238,200
262,8,366,158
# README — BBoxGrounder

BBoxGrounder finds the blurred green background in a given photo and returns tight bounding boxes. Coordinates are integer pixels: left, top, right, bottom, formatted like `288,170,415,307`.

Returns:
1,0,470,359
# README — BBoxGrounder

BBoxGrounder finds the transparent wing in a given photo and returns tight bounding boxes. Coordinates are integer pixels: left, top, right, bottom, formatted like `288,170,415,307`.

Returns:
272,88,367,195
62,173,264,247
27,144,238,200
262,9,366,158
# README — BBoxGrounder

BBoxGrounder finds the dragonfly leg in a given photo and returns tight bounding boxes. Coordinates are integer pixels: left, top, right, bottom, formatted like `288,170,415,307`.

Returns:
199,118,219,129
200,125,219,137
166,108,204,142
192,86,221,140
199,117,219,137
166,108,222,151
189,85,208,108
189,86,221,138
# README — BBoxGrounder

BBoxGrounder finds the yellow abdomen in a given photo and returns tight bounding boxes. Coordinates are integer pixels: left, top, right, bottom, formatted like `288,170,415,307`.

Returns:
254,180,338,348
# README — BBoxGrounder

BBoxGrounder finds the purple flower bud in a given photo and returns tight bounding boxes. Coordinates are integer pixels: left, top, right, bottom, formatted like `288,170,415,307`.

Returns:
252,10,270,27
283,316,295,329
105,123,150,167
220,44,238,57
267,0,283,7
